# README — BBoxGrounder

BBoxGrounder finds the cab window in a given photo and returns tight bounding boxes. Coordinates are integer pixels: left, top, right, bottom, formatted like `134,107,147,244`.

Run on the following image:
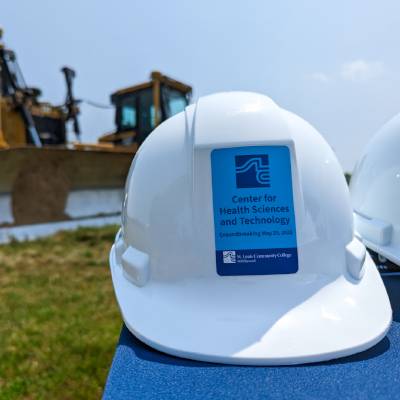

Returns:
162,86,189,118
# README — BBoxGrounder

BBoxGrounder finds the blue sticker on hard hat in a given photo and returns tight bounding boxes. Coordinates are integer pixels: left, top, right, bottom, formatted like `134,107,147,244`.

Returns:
211,146,298,275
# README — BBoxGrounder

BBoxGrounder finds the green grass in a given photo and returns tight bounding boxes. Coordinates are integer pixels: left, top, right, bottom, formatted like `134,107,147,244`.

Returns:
0,226,122,400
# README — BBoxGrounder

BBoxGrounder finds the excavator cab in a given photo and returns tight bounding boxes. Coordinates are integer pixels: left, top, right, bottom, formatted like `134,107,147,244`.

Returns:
98,71,192,150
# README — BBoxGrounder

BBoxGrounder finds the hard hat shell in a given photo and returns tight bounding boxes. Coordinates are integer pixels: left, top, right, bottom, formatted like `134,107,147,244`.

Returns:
351,113,400,266
110,92,391,365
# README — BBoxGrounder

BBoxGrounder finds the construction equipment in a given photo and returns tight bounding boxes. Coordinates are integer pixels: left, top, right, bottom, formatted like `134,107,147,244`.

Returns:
98,71,192,151
0,30,192,239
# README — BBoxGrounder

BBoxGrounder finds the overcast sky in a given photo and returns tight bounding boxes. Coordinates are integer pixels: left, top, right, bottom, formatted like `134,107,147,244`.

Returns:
3,0,400,171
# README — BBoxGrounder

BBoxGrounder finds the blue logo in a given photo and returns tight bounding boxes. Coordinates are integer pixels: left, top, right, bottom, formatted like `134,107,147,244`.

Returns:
235,154,270,188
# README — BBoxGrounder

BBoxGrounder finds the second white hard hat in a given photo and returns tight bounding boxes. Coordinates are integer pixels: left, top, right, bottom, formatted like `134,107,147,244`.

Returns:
351,112,400,268
110,92,391,365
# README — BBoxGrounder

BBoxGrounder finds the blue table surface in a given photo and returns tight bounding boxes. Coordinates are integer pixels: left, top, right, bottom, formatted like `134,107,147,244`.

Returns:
103,276,400,400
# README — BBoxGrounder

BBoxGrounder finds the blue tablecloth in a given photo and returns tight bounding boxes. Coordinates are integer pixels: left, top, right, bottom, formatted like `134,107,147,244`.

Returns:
104,276,400,399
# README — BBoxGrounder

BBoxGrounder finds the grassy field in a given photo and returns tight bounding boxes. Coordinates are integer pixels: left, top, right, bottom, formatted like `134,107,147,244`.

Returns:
0,226,122,400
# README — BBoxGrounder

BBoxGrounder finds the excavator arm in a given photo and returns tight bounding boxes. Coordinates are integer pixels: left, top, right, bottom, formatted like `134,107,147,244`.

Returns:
0,47,42,146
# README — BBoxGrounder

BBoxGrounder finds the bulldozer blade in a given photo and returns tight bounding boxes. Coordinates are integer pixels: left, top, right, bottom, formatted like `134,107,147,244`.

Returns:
0,146,133,227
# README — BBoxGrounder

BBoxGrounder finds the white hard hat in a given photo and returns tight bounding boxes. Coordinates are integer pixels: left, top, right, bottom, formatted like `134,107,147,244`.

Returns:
351,112,400,267
110,92,391,365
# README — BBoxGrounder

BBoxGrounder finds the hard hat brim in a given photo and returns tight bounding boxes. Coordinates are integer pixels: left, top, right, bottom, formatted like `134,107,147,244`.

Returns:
363,239,400,266
110,246,392,365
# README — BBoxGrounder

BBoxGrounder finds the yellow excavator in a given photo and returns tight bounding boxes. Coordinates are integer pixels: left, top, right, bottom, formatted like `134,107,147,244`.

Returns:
0,30,192,231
